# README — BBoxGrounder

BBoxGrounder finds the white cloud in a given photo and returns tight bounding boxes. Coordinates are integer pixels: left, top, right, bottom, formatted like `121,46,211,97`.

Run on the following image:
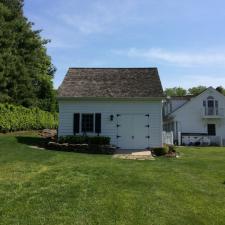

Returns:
60,14,106,35
57,0,139,35
114,48,225,67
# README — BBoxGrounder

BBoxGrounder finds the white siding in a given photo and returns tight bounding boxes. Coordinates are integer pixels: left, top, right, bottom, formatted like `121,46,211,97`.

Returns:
58,100,163,148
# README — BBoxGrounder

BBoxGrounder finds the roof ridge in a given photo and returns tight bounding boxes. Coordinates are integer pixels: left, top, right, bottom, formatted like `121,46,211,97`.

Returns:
68,67,158,70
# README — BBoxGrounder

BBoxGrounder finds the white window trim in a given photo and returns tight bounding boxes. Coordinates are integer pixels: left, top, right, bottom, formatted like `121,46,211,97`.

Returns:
80,113,95,134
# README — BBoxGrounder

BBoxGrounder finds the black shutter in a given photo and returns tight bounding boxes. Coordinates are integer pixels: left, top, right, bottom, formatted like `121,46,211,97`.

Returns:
73,113,80,134
95,113,101,134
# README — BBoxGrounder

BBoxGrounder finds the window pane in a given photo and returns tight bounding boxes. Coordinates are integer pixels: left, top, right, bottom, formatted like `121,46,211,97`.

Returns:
203,100,206,107
207,124,216,136
82,114,94,132
215,100,218,108
208,100,214,107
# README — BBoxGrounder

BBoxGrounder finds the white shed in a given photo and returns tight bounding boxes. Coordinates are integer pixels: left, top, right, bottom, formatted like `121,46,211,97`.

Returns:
57,68,164,149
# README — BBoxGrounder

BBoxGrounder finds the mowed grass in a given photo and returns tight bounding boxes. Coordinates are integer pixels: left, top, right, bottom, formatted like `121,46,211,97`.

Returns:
0,134,225,225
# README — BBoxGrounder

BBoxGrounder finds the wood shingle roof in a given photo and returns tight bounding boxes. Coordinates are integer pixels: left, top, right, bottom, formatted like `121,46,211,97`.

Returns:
58,68,164,98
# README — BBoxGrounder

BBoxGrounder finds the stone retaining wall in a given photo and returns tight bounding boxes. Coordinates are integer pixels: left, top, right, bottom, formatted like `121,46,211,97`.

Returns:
45,141,116,154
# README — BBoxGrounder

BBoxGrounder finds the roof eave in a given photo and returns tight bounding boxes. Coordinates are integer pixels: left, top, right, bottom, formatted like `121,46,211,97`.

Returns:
57,96,165,101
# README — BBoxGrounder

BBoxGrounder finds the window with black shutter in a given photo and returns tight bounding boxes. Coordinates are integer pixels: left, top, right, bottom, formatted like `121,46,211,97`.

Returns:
73,113,80,134
95,113,101,134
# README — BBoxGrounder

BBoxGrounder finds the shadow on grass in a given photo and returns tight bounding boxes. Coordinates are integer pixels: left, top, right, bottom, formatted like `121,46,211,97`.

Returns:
16,136,45,147
13,136,57,162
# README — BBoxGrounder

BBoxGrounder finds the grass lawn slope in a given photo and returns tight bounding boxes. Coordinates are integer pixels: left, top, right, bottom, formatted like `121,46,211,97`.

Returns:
0,133,225,225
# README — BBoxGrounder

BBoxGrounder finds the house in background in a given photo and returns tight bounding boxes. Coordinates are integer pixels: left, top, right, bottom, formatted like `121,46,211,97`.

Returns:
57,68,164,149
163,87,225,146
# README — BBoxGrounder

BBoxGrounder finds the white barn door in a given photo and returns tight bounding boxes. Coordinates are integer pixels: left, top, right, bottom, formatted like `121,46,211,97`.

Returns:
117,114,149,149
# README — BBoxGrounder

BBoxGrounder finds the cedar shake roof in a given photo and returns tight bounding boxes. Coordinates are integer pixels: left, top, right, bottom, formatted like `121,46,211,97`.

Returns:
58,68,164,98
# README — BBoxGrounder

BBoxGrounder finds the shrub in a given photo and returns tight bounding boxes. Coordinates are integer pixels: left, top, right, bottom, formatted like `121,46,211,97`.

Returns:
88,136,110,145
152,147,169,156
163,144,169,151
0,103,58,132
58,135,110,145
50,135,113,155
58,135,87,144
46,141,115,155
167,144,176,152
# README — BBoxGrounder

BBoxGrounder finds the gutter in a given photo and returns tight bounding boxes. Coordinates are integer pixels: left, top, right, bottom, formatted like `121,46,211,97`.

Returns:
57,96,165,101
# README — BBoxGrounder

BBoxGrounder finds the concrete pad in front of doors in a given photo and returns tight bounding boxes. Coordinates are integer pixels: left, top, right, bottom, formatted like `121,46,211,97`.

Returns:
113,150,154,160
131,150,151,156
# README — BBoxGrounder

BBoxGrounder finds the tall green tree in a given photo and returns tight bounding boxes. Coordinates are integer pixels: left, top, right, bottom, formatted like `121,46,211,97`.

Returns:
164,87,187,96
0,0,56,111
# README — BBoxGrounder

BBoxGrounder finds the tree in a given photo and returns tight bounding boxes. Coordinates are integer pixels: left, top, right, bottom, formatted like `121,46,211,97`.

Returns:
0,0,56,111
216,86,225,95
188,86,207,96
164,86,225,97
164,87,187,96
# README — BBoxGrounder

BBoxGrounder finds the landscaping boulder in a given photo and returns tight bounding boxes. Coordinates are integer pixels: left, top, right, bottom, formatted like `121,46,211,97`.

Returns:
67,144,89,152
40,129,57,140
47,141,61,150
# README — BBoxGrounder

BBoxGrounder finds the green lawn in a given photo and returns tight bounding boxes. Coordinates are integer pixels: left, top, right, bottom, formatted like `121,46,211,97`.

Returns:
0,134,225,225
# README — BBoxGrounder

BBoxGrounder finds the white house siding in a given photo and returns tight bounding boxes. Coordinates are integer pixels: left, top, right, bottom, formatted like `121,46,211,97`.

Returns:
163,99,188,115
58,100,163,149
170,88,225,142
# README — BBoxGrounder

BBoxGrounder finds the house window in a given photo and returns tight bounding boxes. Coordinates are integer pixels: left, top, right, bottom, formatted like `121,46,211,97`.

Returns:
203,96,219,115
82,114,94,132
207,124,216,136
207,96,214,108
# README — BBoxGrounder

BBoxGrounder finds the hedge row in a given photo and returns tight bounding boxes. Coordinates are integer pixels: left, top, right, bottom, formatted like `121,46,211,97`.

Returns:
0,104,58,132
58,135,110,145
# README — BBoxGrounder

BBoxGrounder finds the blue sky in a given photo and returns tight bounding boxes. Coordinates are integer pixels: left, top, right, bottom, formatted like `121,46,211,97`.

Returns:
24,0,225,89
